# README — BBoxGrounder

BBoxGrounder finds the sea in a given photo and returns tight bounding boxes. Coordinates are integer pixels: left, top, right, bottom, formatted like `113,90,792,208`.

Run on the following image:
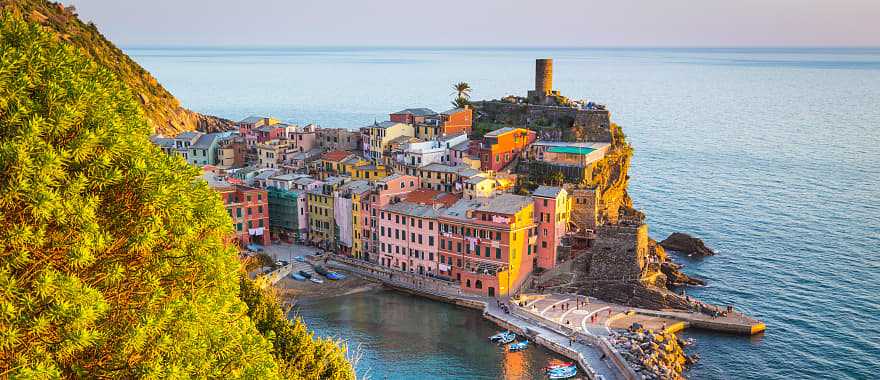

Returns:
125,47,880,379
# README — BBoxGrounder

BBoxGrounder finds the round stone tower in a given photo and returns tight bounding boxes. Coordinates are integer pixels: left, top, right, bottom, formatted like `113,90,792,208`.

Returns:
535,58,553,95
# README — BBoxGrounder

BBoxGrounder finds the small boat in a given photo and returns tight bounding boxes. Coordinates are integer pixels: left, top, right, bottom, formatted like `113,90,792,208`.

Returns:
291,273,306,281
547,366,577,379
314,266,330,276
310,277,324,284
497,332,516,344
325,272,345,281
489,331,511,342
508,341,529,352
294,256,306,262
298,270,312,279
542,362,575,372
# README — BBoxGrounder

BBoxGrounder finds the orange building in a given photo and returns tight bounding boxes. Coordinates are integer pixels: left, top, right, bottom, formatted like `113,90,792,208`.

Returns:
437,194,537,297
479,127,536,172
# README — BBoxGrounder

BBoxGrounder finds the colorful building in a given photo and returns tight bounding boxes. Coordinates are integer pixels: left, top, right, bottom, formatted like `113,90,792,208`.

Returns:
205,173,271,247
378,201,442,275
362,121,414,161
307,176,348,248
416,163,482,193
532,186,571,269
478,127,536,172
438,194,537,297
360,174,421,262
390,108,437,125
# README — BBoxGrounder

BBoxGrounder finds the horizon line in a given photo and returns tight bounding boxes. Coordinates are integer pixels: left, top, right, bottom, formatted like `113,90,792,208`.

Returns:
119,44,880,51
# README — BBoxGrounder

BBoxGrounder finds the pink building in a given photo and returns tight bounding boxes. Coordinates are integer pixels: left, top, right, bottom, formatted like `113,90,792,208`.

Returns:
360,174,421,262
378,201,441,275
287,124,318,152
532,186,571,270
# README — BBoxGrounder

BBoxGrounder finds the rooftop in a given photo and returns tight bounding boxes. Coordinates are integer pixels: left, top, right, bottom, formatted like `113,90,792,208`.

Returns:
322,150,354,162
191,133,220,149
403,188,460,207
532,185,564,198
440,107,466,115
338,180,372,194
449,140,471,151
392,108,437,116
238,116,268,124
441,193,533,220
370,121,408,129
384,201,442,219
176,131,202,140
484,127,517,138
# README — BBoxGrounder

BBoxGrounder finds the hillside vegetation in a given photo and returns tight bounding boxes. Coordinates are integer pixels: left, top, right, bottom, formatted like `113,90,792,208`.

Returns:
0,12,353,379
0,0,233,135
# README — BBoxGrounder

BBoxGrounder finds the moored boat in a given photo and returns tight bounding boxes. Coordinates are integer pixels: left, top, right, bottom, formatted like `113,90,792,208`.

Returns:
547,365,577,379
298,270,312,279
508,341,529,352
310,277,324,284
291,273,306,281
542,361,575,372
489,331,511,341
498,332,516,344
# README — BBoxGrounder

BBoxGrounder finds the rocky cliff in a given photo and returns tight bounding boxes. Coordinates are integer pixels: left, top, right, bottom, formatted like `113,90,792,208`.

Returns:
0,0,234,135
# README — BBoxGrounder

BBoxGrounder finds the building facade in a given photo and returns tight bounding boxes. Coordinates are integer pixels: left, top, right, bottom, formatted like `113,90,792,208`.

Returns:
532,186,571,270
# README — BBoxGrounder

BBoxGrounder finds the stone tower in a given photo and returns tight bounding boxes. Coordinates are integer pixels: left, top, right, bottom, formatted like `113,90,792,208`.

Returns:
535,58,553,95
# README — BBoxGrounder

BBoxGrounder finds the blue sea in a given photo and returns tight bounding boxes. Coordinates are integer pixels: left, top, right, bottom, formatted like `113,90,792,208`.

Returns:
126,47,880,379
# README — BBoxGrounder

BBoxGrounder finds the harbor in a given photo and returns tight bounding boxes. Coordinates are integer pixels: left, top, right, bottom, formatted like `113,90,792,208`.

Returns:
261,243,764,379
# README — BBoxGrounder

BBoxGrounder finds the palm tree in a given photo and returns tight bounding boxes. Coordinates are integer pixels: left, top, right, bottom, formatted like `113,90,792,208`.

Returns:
452,82,472,100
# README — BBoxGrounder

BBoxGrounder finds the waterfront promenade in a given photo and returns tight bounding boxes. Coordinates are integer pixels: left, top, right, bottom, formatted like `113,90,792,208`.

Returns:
324,255,630,380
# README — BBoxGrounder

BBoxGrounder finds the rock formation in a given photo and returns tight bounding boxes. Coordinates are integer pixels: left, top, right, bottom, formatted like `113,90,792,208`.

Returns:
1,0,234,135
611,327,697,380
660,233,716,257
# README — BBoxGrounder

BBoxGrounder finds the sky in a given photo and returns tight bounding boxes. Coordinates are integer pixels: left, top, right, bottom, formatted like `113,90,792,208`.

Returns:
63,0,880,47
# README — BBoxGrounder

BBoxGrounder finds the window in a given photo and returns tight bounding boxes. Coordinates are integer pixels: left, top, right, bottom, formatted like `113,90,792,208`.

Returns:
429,221,434,230
496,231,501,240
457,243,462,253
258,220,264,228
429,252,434,261
258,205,263,213
411,233,415,242
247,221,253,229
418,220,422,229
381,226,385,236
236,223,242,231
542,241,547,248
247,208,252,215
236,208,242,218
429,236,434,246
418,234,423,244
440,240,445,249
495,248,501,259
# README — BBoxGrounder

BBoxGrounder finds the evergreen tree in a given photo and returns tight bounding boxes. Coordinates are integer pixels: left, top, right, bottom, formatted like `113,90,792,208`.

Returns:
0,12,354,379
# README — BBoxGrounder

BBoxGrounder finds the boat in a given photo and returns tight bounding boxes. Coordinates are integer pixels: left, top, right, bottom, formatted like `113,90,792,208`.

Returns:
314,266,330,276
291,273,306,281
508,341,529,352
547,366,577,379
310,277,324,284
542,362,575,372
497,332,516,344
298,270,312,279
294,256,306,262
488,331,511,342
325,272,346,280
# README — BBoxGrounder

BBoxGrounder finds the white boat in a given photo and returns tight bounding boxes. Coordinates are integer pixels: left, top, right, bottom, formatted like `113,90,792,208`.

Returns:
547,365,577,379
508,341,529,352
498,332,516,344
310,277,324,284
489,331,511,341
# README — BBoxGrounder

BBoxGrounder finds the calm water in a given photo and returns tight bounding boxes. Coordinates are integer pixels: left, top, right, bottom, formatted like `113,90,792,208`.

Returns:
295,290,564,379
127,47,880,379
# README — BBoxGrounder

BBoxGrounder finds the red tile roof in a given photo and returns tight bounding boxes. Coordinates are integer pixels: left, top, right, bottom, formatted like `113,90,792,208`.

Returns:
404,188,461,207
321,150,353,162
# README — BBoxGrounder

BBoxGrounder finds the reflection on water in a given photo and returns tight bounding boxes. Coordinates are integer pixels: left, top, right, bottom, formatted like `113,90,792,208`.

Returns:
294,289,565,380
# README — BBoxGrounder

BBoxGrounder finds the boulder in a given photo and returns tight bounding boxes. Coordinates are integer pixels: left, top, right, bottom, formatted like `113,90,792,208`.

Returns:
660,232,716,257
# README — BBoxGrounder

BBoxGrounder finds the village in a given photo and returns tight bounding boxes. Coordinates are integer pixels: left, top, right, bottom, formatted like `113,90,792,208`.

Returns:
150,59,764,380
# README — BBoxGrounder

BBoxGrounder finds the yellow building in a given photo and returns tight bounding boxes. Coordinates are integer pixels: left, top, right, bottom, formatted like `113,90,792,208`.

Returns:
337,181,373,259
463,176,497,199
364,121,414,161
307,176,347,248
346,161,389,181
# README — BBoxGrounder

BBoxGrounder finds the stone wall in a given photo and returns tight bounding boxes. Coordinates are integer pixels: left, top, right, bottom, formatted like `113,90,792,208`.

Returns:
473,101,611,142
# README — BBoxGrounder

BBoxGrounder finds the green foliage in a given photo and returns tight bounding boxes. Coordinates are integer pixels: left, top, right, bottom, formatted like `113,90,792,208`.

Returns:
239,277,356,380
0,12,353,379
0,0,231,134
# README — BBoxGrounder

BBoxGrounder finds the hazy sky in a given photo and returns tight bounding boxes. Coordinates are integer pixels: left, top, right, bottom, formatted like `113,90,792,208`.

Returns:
63,0,880,47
